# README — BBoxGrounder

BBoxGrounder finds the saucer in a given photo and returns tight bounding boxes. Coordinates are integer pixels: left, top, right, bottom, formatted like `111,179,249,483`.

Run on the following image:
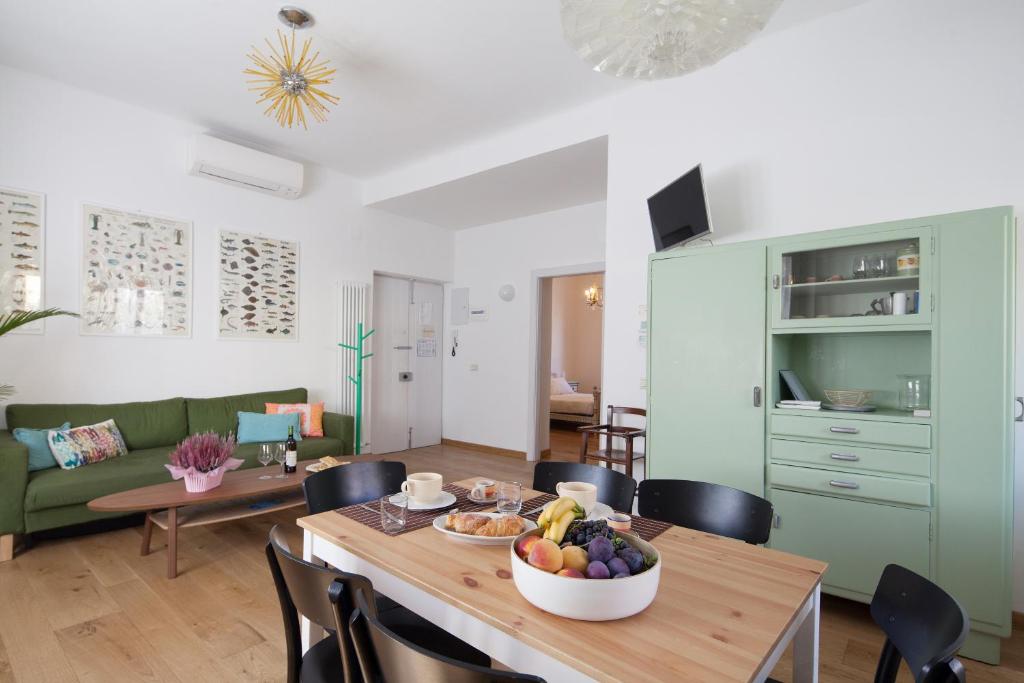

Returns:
390,490,457,511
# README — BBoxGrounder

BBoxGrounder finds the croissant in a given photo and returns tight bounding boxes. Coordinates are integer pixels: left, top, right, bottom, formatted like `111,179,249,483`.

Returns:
446,513,490,534
474,515,525,537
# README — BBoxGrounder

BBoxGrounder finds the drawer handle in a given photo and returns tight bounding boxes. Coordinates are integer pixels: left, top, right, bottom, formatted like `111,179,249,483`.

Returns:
829,480,860,490
829,426,860,434
830,452,860,462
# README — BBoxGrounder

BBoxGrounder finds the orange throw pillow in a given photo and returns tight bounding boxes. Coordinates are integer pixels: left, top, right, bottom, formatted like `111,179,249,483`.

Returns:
265,402,324,437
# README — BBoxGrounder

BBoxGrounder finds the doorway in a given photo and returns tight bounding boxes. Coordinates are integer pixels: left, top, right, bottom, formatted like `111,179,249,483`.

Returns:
528,264,605,461
370,274,444,454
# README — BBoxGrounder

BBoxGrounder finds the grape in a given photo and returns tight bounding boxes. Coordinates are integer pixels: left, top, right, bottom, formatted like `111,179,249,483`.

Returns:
606,557,629,576
587,536,615,563
585,561,610,579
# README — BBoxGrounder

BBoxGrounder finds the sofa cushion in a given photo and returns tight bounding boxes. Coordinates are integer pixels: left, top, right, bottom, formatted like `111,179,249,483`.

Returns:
186,388,308,436
6,398,188,450
48,419,128,470
25,437,345,512
237,411,302,444
14,421,70,472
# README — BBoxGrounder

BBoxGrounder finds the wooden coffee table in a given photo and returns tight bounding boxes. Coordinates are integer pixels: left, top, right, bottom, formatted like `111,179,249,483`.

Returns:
89,467,313,578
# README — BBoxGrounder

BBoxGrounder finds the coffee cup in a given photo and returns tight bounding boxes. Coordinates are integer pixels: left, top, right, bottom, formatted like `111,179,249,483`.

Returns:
401,472,443,503
472,479,496,499
555,481,598,515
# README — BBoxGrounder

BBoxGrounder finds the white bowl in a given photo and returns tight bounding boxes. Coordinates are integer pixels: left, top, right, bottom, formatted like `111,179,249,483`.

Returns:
509,529,661,621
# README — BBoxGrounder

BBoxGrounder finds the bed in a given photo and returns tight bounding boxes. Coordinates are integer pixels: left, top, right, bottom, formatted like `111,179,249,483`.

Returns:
549,377,601,426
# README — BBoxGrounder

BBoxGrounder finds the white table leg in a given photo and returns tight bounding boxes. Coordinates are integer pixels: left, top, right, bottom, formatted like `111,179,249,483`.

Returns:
792,584,820,683
300,528,326,654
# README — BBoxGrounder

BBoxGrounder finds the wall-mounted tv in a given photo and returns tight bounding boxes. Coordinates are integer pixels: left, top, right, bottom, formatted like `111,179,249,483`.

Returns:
647,163,713,251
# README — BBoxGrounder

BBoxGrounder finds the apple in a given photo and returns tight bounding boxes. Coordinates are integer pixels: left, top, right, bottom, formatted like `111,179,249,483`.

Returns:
527,538,564,573
515,534,541,559
556,567,585,578
560,545,589,573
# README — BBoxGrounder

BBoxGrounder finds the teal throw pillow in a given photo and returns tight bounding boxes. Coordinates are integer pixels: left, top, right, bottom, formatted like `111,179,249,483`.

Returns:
14,422,72,472
236,411,303,444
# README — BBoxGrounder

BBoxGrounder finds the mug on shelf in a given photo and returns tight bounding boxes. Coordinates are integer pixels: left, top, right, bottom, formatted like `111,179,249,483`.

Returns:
556,481,598,515
401,472,443,503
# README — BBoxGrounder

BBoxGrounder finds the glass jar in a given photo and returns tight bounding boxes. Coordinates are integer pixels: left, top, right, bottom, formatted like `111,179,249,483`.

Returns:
898,374,930,411
896,244,920,276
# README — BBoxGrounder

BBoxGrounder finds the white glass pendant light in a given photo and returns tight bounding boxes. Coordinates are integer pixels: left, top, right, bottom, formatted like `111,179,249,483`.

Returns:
561,0,782,80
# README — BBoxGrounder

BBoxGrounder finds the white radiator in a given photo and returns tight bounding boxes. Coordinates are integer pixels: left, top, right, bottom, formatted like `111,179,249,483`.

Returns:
337,281,370,440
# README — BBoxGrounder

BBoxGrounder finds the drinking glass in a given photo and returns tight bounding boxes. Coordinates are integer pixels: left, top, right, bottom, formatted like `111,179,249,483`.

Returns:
273,443,287,478
497,481,523,515
257,444,274,479
852,254,869,279
381,493,408,534
869,254,888,278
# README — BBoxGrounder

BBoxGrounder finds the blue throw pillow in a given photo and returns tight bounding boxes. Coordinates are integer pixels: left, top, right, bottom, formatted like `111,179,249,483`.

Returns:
13,422,72,472
236,411,303,444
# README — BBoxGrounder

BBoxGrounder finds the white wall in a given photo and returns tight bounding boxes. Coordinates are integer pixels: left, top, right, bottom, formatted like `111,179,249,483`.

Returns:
442,201,606,453
551,273,603,394
0,65,453,423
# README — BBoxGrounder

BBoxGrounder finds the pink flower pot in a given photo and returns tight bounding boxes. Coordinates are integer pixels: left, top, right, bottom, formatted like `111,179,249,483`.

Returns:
183,467,226,493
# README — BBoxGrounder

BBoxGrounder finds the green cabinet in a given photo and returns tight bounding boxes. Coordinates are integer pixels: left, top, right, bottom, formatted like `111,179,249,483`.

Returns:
647,207,1015,664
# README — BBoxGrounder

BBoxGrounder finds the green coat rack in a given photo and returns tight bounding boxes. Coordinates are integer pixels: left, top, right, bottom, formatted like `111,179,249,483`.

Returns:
339,322,374,455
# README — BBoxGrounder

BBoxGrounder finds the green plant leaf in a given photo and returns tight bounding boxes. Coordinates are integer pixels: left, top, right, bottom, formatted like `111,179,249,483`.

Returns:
0,308,79,337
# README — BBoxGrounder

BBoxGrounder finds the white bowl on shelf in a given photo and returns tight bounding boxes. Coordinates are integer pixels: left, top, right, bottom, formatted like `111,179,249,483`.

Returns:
509,529,661,621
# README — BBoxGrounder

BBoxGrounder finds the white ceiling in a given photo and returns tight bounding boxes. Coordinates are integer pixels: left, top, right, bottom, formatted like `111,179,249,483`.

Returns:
368,136,608,229
0,0,868,181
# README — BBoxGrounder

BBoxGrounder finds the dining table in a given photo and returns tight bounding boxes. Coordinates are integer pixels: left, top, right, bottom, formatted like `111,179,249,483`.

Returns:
297,476,827,682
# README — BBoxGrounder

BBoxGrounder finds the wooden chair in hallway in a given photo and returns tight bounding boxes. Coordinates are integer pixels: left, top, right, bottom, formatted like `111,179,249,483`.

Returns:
578,405,646,479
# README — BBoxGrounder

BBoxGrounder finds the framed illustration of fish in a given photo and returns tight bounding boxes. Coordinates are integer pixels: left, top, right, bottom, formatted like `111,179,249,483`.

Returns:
217,229,298,341
79,203,192,337
0,185,46,334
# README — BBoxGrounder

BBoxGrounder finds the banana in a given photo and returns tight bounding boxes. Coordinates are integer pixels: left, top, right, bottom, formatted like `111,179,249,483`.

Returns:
538,496,576,529
546,508,577,544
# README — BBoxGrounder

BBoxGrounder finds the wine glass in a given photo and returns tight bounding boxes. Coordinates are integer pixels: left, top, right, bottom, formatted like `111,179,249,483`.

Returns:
380,493,408,534
257,444,274,479
497,481,522,515
273,443,287,478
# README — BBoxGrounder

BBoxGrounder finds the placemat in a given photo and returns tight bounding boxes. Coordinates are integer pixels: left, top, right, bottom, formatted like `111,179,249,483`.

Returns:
628,515,673,542
520,492,559,520
333,484,493,536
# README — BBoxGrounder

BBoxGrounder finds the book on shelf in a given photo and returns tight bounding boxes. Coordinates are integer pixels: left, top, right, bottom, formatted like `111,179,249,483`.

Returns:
776,400,821,411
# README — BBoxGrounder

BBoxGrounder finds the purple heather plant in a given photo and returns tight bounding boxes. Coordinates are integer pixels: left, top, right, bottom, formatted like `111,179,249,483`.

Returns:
169,432,237,473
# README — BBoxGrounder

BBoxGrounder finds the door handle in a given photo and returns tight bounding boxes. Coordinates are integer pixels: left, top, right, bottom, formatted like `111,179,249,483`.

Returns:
1016,397,1023,422
829,426,859,434
829,480,860,490
830,452,860,462
753,386,762,407
393,345,412,350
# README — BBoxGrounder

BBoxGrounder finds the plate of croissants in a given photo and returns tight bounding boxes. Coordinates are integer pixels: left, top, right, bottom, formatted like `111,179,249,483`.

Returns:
434,512,537,545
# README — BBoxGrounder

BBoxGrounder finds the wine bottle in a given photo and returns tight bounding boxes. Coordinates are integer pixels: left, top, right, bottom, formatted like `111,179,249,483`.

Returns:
284,426,298,474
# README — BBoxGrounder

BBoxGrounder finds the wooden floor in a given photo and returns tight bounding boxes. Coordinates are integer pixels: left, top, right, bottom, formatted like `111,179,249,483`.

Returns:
1,436,1021,682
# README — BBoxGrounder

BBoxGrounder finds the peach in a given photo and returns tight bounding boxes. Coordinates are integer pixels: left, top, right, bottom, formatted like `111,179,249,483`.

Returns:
560,545,589,573
515,534,541,559
556,567,585,578
526,538,564,573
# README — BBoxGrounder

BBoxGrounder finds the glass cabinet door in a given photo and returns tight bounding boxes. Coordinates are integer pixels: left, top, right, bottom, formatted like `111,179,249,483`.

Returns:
770,227,932,328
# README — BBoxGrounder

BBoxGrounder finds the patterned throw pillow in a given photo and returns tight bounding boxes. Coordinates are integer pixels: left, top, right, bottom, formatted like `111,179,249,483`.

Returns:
47,419,128,470
265,402,324,437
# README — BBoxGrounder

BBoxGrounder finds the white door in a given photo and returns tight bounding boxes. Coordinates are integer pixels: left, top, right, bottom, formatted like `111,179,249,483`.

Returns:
370,275,443,454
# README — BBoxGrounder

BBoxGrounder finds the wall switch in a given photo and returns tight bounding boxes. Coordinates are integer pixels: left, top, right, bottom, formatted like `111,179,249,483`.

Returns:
468,363,479,372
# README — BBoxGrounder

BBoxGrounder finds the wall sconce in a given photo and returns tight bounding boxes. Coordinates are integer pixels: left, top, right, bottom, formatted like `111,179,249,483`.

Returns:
583,285,604,310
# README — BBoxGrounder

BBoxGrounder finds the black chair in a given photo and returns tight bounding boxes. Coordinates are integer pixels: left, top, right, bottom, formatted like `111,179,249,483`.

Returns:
532,462,636,513
266,525,490,683
341,586,546,683
637,479,773,544
303,461,407,514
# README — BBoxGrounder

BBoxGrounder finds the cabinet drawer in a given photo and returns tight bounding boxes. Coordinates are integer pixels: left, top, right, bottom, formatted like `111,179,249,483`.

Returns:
770,464,931,506
770,489,931,599
771,439,931,478
772,413,931,449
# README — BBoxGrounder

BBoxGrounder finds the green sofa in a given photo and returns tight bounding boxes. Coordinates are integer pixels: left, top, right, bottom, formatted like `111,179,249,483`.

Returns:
0,388,353,541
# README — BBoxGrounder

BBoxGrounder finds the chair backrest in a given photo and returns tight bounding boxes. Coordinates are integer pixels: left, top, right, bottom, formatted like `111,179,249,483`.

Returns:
869,564,969,683
266,525,374,683
341,587,545,683
637,479,773,544
303,460,408,514
532,462,637,512
606,404,646,427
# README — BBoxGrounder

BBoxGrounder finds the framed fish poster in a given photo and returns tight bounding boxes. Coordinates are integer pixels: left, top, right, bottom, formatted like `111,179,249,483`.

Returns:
80,203,192,337
0,186,45,333
218,230,298,340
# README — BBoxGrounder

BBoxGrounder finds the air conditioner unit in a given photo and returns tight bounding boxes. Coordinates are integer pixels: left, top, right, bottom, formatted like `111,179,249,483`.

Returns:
186,134,304,199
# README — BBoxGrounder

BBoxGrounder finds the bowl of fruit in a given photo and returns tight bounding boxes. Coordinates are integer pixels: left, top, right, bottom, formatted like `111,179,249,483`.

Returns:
510,498,660,621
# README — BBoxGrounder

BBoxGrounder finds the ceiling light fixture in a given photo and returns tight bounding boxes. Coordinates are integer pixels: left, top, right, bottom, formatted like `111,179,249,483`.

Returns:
244,6,339,129
560,0,782,80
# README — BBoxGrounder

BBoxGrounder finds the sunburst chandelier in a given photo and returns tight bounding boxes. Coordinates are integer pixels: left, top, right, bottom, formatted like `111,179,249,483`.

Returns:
561,0,782,80
244,7,339,129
